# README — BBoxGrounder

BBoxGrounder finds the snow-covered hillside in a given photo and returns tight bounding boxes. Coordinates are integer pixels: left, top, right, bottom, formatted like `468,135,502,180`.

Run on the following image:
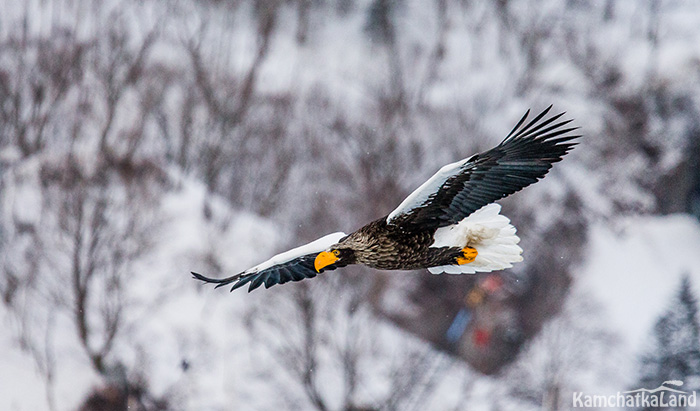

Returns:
1,0,700,410
581,215,700,355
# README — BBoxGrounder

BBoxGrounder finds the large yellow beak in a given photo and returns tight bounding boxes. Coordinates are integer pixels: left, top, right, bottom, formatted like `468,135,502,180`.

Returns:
314,251,339,272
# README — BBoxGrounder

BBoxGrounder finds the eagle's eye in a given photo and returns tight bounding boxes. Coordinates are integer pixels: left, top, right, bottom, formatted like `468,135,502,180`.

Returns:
332,249,341,257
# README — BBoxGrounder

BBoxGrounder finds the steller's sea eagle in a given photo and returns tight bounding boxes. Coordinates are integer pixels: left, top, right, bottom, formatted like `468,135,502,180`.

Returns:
192,106,579,292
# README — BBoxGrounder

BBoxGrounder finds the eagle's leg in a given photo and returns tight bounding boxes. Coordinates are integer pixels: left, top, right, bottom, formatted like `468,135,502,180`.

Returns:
456,247,478,265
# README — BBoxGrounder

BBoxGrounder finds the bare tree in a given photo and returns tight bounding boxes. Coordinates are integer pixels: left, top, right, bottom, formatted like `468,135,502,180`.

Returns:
245,271,465,411
502,291,622,411
0,4,171,408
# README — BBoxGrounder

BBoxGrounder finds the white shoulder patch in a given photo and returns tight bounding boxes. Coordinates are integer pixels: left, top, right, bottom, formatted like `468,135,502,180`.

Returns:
245,232,346,274
386,158,469,224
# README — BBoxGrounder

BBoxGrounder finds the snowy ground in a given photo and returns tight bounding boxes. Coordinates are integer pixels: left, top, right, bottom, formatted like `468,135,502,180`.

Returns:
578,214,700,385
0,176,282,410
3,208,699,410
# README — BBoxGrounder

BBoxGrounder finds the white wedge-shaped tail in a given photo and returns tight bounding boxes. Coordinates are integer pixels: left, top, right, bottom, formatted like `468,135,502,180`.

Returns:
428,203,523,274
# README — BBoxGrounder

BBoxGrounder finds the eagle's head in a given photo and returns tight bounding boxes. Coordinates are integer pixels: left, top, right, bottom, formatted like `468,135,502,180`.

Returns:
314,247,355,272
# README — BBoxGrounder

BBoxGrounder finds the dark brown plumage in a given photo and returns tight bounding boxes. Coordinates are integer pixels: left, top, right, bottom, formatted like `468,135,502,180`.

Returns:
335,217,462,270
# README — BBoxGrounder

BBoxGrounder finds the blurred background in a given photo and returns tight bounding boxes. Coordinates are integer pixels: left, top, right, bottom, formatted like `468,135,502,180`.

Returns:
1,0,700,410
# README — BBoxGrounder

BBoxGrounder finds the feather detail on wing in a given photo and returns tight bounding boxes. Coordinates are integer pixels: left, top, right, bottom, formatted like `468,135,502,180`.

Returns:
386,106,579,230
192,232,346,292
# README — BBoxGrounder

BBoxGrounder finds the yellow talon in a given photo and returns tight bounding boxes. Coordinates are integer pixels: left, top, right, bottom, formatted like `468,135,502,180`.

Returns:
456,247,478,265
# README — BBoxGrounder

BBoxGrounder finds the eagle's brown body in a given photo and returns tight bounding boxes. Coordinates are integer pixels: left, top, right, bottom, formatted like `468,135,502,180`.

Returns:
338,217,462,270
338,218,463,270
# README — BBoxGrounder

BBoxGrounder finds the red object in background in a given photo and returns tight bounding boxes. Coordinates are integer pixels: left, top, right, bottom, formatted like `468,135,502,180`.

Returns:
473,328,491,347
480,275,503,293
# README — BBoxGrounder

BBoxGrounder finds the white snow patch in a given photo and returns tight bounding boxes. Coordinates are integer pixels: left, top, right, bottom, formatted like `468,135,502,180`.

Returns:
0,173,287,410
579,213,700,354
0,307,56,411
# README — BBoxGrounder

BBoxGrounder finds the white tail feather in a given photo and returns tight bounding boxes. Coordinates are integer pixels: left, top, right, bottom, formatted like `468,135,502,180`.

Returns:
428,203,523,274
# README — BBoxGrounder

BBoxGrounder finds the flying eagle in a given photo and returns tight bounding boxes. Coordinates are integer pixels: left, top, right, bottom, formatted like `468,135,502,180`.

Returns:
192,106,579,292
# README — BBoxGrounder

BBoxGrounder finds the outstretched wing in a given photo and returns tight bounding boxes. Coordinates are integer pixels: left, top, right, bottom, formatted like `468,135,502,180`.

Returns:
387,106,579,230
192,232,346,292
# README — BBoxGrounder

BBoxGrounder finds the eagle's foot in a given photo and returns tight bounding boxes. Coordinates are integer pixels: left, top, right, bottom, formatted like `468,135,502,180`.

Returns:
456,247,478,265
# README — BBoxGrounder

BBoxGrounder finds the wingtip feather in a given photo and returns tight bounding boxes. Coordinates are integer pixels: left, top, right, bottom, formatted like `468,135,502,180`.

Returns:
192,270,246,289
504,108,531,140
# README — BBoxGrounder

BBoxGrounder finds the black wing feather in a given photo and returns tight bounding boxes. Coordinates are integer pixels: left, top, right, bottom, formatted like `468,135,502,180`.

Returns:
192,252,331,293
393,106,580,230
